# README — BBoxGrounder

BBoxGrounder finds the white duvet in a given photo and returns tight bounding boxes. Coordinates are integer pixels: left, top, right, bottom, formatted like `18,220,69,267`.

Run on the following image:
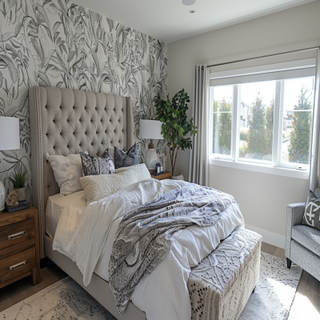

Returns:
53,179,244,320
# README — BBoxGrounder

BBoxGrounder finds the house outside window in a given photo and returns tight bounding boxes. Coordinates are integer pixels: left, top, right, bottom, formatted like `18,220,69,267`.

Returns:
209,58,316,178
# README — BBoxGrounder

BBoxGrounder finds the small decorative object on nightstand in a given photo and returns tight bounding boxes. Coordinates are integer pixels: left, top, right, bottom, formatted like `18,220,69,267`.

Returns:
151,171,172,181
0,206,41,289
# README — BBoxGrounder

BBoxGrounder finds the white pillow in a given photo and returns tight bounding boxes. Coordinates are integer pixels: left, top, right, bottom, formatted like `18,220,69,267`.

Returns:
80,169,137,203
46,153,85,196
115,163,151,182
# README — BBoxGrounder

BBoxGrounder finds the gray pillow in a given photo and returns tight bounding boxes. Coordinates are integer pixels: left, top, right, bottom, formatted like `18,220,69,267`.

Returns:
114,143,139,169
80,149,115,176
302,190,320,231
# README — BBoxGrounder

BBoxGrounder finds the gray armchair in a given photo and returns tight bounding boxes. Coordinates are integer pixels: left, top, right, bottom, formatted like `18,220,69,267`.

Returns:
285,202,320,281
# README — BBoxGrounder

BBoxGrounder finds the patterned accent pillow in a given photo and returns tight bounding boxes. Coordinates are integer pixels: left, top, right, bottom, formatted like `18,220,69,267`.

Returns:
302,190,320,231
114,143,139,169
80,149,115,176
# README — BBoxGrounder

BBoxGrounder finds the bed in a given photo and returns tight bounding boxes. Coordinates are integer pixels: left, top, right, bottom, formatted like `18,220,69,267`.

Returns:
29,86,261,320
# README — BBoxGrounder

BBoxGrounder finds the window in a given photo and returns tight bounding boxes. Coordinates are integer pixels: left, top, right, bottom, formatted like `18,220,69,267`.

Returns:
209,58,315,176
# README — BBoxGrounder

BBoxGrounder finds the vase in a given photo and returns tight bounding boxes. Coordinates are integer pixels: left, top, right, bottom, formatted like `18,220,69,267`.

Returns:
15,187,26,202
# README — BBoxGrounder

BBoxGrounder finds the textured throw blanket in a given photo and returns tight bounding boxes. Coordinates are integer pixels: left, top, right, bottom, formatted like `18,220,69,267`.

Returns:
108,183,235,314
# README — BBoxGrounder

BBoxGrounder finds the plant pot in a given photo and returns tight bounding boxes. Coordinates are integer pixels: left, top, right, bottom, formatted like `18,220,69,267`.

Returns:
15,187,26,202
172,172,184,181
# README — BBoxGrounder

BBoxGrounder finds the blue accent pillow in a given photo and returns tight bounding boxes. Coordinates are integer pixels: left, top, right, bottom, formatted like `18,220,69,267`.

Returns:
114,143,139,169
80,148,115,176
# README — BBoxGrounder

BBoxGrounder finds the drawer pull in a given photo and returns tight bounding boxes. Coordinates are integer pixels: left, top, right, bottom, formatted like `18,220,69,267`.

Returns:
9,260,27,271
8,230,26,240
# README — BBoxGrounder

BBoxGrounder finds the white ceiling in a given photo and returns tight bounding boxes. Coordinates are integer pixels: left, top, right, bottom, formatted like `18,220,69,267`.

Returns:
71,0,316,43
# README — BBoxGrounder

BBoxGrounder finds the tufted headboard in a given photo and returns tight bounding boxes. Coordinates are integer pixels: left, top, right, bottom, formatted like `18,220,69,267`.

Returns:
29,86,134,258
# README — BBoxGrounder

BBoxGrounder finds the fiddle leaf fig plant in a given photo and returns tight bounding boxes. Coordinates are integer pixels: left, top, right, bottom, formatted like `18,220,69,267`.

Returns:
154,89,197,175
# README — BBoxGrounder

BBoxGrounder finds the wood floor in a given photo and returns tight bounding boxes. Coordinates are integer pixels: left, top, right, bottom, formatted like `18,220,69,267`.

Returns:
1,243,319,319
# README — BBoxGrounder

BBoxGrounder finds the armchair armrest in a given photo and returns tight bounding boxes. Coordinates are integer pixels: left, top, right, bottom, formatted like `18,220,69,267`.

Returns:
285,202,306,259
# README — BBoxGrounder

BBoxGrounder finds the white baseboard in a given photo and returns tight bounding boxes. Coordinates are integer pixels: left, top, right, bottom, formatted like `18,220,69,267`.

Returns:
245,225,285,249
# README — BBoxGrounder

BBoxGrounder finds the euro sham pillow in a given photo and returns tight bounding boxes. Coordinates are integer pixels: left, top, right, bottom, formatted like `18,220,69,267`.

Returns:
116,163,151,182
80,148,115,176
302,189,320,231
80,169,137,203
46,153,84,196
114,143,139,169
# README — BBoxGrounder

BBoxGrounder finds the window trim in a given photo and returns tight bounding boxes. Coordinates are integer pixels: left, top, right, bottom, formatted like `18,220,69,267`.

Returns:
209,157,309,180
209,59,316,179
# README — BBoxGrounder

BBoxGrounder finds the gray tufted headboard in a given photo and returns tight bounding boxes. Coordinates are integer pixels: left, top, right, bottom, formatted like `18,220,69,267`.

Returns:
29,86,134,258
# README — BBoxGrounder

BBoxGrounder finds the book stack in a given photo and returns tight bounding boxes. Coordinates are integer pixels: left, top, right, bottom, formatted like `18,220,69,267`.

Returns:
5,200,30,213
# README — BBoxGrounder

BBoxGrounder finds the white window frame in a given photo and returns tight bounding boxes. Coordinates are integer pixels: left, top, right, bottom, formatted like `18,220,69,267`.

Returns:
209,58,316,180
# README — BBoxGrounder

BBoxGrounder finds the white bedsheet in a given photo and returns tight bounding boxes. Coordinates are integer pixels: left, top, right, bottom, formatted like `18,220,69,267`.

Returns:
46,191,86,238
53,179,244,320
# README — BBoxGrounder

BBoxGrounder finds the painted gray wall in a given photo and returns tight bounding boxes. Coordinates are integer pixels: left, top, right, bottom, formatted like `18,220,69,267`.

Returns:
168,1,320,243
0,0,167,202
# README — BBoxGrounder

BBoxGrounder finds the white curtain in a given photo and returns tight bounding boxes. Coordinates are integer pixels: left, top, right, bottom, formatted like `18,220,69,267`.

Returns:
189,64,209,186
309,49,320,191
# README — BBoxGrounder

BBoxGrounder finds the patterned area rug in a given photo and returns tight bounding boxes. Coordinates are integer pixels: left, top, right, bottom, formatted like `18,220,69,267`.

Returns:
2,252,300,320
240,252,301,320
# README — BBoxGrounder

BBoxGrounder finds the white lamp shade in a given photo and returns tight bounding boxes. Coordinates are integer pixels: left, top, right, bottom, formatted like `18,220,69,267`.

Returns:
0,117,20,150
139,119,163,140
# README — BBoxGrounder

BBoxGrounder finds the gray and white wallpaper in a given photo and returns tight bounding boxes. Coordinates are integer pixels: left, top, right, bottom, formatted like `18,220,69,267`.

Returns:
0,0,167,202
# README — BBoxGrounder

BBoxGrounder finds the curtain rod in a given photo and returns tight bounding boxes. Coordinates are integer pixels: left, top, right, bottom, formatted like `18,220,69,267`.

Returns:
207,46,320,68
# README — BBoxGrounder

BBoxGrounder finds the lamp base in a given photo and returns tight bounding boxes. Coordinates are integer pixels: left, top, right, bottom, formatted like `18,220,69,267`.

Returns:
145,148,158,170
0,180,5,213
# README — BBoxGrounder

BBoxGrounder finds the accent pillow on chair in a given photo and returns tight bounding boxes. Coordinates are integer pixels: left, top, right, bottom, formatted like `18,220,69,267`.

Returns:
302,189,320,231
114,143,139,169
80,149,115,176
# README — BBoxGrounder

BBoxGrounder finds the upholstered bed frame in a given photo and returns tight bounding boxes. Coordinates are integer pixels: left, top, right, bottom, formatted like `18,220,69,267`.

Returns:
28,86,261,320
29,86,146,319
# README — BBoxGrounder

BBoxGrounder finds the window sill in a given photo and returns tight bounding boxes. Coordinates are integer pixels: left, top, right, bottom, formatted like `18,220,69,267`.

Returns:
209,158,309,180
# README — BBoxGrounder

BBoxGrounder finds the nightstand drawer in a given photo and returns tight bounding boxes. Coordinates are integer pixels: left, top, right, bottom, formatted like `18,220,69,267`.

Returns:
0,218,34,251
0,246,36,284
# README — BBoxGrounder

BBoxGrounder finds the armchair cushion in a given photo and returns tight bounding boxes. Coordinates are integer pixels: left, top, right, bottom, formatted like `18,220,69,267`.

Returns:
302,190,320,231
292,225,320,257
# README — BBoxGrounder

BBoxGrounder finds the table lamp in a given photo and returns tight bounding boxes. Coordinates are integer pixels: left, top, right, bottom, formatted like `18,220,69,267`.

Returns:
0,117,20,213
139,119,163,170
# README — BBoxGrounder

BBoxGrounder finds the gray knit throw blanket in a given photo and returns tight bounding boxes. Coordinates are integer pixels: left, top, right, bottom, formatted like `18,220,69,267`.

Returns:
108,184,235,314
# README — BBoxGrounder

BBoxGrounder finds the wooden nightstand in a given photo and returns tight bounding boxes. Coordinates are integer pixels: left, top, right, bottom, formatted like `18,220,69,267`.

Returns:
151,171,172,180
0,206,40,289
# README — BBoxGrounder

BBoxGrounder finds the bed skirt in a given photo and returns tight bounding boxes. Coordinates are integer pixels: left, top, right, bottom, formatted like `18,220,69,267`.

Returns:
188,227,262,320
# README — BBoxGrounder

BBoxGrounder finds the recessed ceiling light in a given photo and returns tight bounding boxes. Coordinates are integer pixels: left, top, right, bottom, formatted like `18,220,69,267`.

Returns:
182,0,195,6
189,10,195,13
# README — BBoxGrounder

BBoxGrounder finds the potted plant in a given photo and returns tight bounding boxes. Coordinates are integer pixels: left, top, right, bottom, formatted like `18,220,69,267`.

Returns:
10,171,28,202
154,89,197,176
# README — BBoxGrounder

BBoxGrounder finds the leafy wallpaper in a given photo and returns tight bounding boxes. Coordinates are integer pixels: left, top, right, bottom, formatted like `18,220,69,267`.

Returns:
0,0,167,202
